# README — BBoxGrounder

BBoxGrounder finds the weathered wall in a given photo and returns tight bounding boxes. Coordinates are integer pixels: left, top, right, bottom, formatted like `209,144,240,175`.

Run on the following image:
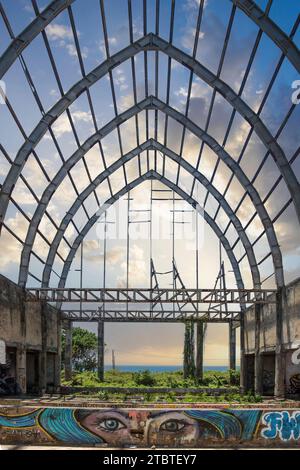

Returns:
245,278,300,352
244,277,300,396
0,275,60,393
0,406,300,447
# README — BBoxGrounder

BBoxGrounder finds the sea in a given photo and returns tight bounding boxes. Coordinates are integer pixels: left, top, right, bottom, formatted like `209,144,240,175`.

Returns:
104,365,231,373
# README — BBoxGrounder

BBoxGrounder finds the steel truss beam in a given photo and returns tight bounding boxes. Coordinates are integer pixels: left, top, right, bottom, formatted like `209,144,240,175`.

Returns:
51,171,245,297
20,97,283,287
21,138,261,289
27,287,276,304
61,309,241,322
231,0,300,73
1,34,299,243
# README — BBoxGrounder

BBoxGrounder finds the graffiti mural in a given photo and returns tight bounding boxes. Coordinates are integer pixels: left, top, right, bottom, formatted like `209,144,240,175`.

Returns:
0,407,260,446
261,411,300,441
1,407,300,447
0,365,21,396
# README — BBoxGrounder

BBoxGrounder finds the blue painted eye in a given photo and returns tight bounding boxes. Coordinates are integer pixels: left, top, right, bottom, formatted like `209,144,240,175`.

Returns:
160,420,186,432
98,418,126,432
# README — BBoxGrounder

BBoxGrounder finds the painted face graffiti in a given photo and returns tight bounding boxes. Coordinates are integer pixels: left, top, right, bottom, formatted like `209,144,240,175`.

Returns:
261,411,300,441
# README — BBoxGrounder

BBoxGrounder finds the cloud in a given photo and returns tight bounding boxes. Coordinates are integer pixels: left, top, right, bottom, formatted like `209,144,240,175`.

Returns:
52,109,93,137
46,23,88,59
116,244,148,287
46,23,73,41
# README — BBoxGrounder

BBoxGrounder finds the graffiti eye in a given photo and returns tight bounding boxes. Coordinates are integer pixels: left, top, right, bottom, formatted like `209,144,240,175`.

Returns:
98,418,126,432
160,420,186,432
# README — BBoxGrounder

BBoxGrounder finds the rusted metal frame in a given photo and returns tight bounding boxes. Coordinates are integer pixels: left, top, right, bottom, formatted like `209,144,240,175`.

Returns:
162,0,175,177
190,3,237,197
31,0,91,223
1,33,298,234
67,4,100,208
128,0,141,175
0,6,74,254
175,0,205,188
27,286,277,304
39,143,251,291
20,98,282,287
154,0,160,172
0,0,76,79
231,0,300,73
220,16,300,243
53,171,245,300
36,132,260,290
210,0,273,221
100,0,128,189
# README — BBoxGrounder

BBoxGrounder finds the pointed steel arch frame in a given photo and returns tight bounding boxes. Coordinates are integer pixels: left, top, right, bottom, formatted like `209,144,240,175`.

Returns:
1,0,298,80
50,170,245,294
231,0,300,72
0,34,299,235
0,0,75,78
31,139,260,290
18,96,283,289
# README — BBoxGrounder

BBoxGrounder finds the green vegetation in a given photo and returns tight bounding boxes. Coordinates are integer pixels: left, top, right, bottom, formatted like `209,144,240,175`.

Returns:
61,327,98,372
62,368,241,388
60,368,262,403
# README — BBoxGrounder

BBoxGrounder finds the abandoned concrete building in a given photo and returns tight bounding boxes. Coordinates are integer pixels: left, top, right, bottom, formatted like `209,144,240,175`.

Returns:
0,0,299,403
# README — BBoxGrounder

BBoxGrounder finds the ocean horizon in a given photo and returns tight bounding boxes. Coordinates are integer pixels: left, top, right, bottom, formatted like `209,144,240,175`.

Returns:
104,365,237,373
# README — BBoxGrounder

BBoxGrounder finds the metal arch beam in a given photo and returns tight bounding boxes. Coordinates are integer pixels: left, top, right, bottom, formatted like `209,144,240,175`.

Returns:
19,96,283,288
51,170,245,294
0,0,75,79
29,139,260,290
231,0,300,73
1,0,299,79
1,34,299,236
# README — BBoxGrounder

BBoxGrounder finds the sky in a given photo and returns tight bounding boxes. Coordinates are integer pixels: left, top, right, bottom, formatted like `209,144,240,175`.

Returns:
0,0,299,366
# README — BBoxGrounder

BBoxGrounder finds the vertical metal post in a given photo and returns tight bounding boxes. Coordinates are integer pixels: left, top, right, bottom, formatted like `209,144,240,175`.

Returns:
229,321,236,371
127,192,130,292
112,349,115,371
240,310,246,394
97,320,104,382
274,287,285,398
98,211,107,381
254,302,263,395
64,320,72,381
196,321,204,382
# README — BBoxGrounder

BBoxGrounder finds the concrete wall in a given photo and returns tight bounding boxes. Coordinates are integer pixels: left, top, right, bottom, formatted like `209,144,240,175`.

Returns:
1,406,300,447
244,277,300,396
0,275,60,394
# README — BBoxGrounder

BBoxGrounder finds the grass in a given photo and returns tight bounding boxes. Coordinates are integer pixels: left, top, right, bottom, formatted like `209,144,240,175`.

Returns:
60,368,263,403
61,368,240,389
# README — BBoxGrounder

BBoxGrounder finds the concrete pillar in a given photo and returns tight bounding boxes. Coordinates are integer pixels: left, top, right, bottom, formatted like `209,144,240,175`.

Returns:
39,302,47,394
54,313,62,391
239,311,246,393
195,321,204,382
16,346,26,394
254,303,263,395
64,321,72,381
274,287,285,398
229,321,236,371
97,320,104,381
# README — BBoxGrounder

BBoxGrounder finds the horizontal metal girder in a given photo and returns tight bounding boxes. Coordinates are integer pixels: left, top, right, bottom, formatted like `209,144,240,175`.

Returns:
27,287,277,304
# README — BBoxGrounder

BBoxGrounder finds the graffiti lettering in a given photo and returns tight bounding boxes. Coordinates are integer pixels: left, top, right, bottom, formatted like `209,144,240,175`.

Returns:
261,411,300,441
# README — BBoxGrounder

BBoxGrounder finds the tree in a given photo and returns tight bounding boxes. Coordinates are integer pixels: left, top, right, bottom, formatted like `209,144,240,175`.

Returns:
61,327,98,372
183,321,195,379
